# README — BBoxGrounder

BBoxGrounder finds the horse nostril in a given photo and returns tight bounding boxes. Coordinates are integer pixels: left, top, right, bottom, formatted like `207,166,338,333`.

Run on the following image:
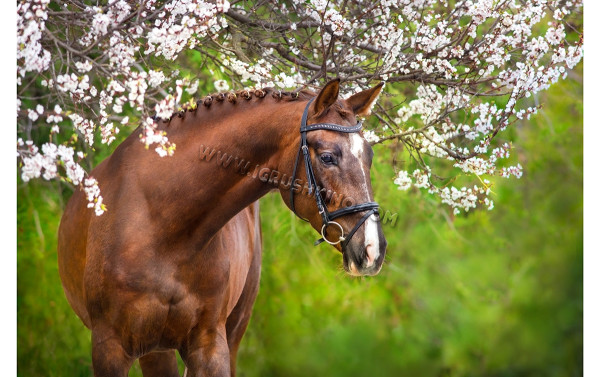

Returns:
365,243,377,268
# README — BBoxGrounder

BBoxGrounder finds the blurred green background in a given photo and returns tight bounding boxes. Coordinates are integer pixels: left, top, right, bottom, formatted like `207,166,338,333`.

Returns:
17,71,582,376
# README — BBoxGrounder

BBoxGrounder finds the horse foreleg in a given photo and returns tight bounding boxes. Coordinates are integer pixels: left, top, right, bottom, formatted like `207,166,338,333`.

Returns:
181,326,231,377
225,251,261,376
140,350,181,377
91,332,133,377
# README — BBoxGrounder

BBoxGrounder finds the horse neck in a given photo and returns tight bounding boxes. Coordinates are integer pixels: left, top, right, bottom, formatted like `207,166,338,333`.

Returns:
146,97,305,242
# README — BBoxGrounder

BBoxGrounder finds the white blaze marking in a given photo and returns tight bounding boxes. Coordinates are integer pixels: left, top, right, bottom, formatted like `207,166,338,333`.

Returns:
349,134,380,265
364,215,380,266
350,133,364,160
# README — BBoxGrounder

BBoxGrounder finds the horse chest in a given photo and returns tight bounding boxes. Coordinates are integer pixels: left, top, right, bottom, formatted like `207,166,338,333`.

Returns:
111,225,255,346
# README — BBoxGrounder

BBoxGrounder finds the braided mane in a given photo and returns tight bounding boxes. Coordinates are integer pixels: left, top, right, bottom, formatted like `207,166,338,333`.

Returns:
154,87,317,124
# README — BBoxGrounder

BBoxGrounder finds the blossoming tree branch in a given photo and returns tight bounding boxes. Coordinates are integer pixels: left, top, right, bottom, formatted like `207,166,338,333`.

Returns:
17,0,583,215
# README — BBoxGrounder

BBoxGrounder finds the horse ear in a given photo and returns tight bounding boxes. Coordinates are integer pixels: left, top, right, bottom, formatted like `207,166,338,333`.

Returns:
314,78,340,115
346,82,385,116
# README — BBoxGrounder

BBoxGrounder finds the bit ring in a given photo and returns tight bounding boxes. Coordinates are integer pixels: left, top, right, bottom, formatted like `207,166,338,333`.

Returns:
321,221,345,245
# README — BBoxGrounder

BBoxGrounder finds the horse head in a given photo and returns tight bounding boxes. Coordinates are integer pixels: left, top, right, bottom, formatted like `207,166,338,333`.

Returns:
281,79,387,276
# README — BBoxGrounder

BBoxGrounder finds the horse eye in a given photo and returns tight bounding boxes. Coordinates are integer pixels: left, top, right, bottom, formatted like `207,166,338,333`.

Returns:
320,153,335,165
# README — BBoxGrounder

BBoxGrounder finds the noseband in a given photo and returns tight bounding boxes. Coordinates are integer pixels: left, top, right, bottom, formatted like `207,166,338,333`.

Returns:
290,98,380,248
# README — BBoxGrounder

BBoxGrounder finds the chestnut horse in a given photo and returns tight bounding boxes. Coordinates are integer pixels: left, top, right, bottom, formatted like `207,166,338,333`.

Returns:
57,79,387,376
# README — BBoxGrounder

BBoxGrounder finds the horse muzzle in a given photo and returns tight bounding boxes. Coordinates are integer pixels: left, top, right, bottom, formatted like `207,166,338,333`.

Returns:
342,236,387,276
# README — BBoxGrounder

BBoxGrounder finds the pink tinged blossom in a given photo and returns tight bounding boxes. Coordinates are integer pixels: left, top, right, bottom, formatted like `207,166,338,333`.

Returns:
79,75,90,91
21,154,43,182
545,25,566,46
139,117,176,157
108,32,137,70
64,161,85,185
17,0,51,76
323,9,350,37
145,1,228,61
155,96,175,119
15,0,582,215
84,178,100,202
466,0,496,24
454,157,494,176
566,45,583,69
500,164,523,179
148,70,166,87
107,0,131,24
55,73,92,101
75,60,93,72
439,186,479,214
274,72,297,89
41,142,57,159
68,114,95,146
553,8,565,20
20,142,62,182
216,0,230,12
126,72,148,108
57,144,74,162
92,12,111,36
46,114,63,123
41,156,57,180
101,122,120,145
84,177,106,216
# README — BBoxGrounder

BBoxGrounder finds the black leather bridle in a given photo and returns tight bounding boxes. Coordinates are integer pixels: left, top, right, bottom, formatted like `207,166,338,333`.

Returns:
290,98,380,248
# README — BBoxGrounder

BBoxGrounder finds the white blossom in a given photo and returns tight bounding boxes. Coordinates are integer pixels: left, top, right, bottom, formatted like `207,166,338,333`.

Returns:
17,0,51,76
214,79,229,92
27,109,39,121
84,177,106,216
363,130,380,143
15,0,583,216
148,70,166,87
75,60,93,73
393,171,412,191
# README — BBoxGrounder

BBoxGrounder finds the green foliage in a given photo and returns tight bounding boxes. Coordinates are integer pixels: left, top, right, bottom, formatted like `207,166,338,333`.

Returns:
17,74,582,376
17,182,92,376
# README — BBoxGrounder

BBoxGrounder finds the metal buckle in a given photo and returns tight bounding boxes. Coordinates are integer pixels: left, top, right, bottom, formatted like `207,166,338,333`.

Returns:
320,221,346,245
